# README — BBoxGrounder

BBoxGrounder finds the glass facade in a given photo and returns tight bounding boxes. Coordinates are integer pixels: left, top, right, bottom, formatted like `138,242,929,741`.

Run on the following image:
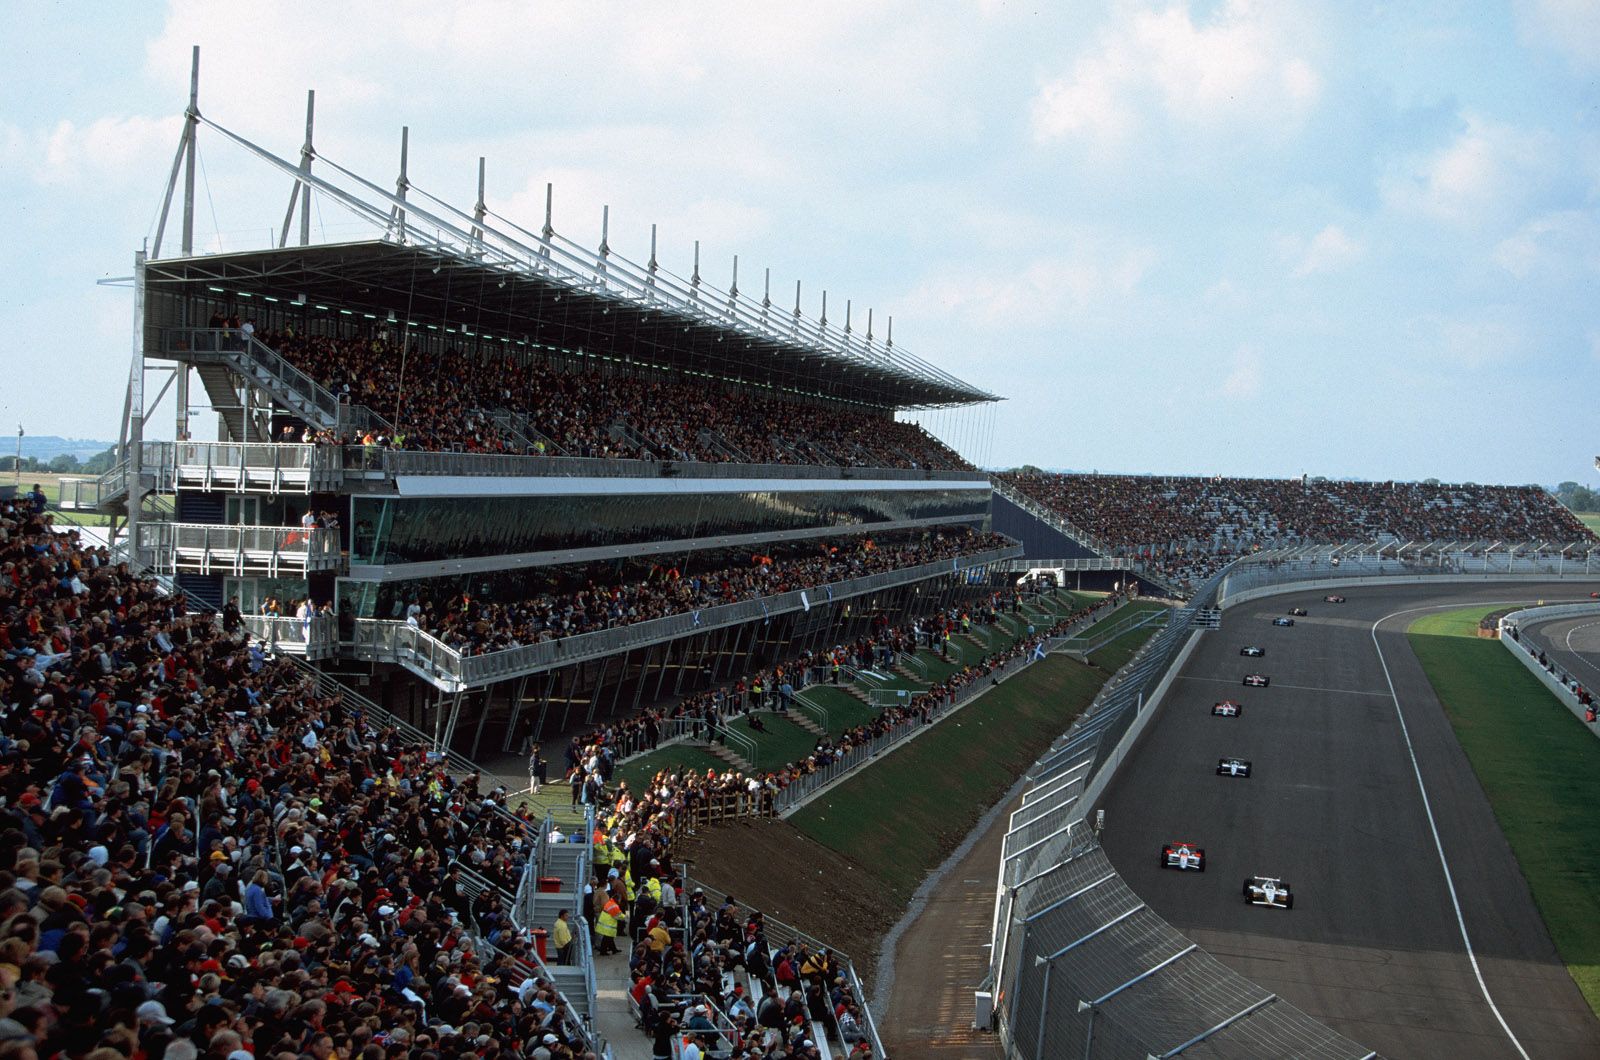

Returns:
350,488,987,566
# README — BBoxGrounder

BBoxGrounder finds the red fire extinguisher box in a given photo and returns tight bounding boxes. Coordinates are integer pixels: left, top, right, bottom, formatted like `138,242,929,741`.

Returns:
537,876,563,893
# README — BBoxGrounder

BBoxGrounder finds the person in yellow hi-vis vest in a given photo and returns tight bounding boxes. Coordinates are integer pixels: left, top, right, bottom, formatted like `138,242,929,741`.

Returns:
551,909,575,965
596,895,622,955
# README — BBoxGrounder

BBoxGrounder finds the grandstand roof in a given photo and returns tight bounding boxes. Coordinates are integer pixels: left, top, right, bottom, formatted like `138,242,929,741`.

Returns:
143,96,997,410
145,240,992,409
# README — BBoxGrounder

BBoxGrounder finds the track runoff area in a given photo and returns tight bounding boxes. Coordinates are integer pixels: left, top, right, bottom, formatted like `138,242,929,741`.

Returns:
1095,581,1600,1060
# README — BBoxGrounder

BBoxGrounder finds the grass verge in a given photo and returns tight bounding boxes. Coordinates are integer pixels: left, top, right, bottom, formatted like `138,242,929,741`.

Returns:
788,653,1110,905
1580,513,1600,536
1408,606,1600,1015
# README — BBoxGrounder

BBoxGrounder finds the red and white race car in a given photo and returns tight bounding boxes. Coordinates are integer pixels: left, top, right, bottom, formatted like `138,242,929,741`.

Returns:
1211,700,1241,717
1161,842,1206,871
1324,594,1346,603
1243,674,1270,687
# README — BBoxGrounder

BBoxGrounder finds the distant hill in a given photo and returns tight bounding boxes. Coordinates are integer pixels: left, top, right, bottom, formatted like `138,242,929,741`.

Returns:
14,436,116,461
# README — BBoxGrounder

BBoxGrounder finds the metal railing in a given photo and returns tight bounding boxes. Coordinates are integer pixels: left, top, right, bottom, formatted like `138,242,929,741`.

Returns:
771,600,1126,817
140,521,343,576
161,327,346,427
55,442,177,510
346,544,1021,690
173,440,341,492
686,877,886,1060
240,614,339,660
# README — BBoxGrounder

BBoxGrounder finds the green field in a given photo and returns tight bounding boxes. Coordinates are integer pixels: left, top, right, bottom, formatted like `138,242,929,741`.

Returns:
1580,512,1600,536
1088,623,1161,673
789,653,1111,904
1408,607,1600,1014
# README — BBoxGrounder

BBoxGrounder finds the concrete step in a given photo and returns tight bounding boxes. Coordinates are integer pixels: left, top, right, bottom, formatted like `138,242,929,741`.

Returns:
706,742,754,774
781,711,825,737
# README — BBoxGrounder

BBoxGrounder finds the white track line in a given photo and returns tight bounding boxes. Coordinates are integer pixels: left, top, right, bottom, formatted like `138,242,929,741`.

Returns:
1371,604,1531,1060
1561,620,1600,682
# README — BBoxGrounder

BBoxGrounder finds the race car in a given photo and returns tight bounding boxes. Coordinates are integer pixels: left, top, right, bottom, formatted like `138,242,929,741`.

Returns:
1161,842,1206,871
1591,591,1599,599
1244,876,1293,908
1288,607,1308,616
1324,594,1346,603
1272,617,1295,627
1216,757,1252,777
1211,700,1242,717
1243,673,1270,687
1240,646,1265,657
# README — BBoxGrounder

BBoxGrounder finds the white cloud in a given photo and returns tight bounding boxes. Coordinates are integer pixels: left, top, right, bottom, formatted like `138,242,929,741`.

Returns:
1441,317,1524,368
1030,1,1322,146
1514,0,1600,70
900,245,1156,328
1492,210,1600,277
1382,115,1555,227
1219,344,1263,398
28,114,181,188
1292,224,1363,278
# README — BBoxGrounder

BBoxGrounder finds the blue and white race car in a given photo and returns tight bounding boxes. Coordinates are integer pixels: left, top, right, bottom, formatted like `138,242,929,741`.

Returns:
1272,617,1295,627
1216,757,1252,777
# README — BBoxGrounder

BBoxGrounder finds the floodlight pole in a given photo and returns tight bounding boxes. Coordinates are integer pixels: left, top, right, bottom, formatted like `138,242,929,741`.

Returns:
472,157,487,248
279,90,316,247
125,249,147,565
388,126,410,241
646,224,658,292
181,46,199,255
300,91,314,246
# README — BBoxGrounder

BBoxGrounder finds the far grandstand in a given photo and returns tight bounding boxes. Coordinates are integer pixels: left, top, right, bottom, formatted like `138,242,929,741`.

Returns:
994,470,1598,594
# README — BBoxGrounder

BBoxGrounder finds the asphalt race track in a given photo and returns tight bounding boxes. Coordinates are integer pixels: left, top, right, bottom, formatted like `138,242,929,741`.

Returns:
1096,581,1600,1059
1517,610,1600,702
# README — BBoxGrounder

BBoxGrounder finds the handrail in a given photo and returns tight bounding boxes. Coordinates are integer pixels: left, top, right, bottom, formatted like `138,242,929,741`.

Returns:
140,521,343,574
161,328,344,425
348,544,1022,690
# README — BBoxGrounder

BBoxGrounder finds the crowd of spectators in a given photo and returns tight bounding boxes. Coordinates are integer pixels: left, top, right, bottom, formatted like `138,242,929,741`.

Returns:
408,528,1012,657
0,496,603,1059
552,587,1118,1057
1000,471,1598,589
259,331,970,473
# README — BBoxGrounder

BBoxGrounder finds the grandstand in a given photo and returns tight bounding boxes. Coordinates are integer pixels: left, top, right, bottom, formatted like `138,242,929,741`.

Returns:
50,54,1021,783
993,470,1598,593
33,52,1037,1059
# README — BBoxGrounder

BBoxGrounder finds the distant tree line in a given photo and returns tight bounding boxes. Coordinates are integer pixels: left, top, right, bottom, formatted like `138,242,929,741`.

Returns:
0,446,117,476
1555,481,1599,513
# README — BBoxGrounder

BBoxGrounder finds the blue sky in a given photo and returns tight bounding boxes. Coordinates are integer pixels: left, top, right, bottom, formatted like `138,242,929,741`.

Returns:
2,1,1597,486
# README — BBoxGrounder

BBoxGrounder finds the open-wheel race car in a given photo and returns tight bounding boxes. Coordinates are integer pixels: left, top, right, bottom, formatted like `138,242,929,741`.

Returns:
1288,607,1308,616
1161,842,1206,871
1211,700,1241,717
1244,875,1293,908
1272,617,1295,627
1324,594,1346,603
1243,673,1270,687
1216,757,1252,777
1240,646,1265,657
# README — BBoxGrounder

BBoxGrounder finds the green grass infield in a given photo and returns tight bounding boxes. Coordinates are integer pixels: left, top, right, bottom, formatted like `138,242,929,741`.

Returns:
1408,606,1600,1015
